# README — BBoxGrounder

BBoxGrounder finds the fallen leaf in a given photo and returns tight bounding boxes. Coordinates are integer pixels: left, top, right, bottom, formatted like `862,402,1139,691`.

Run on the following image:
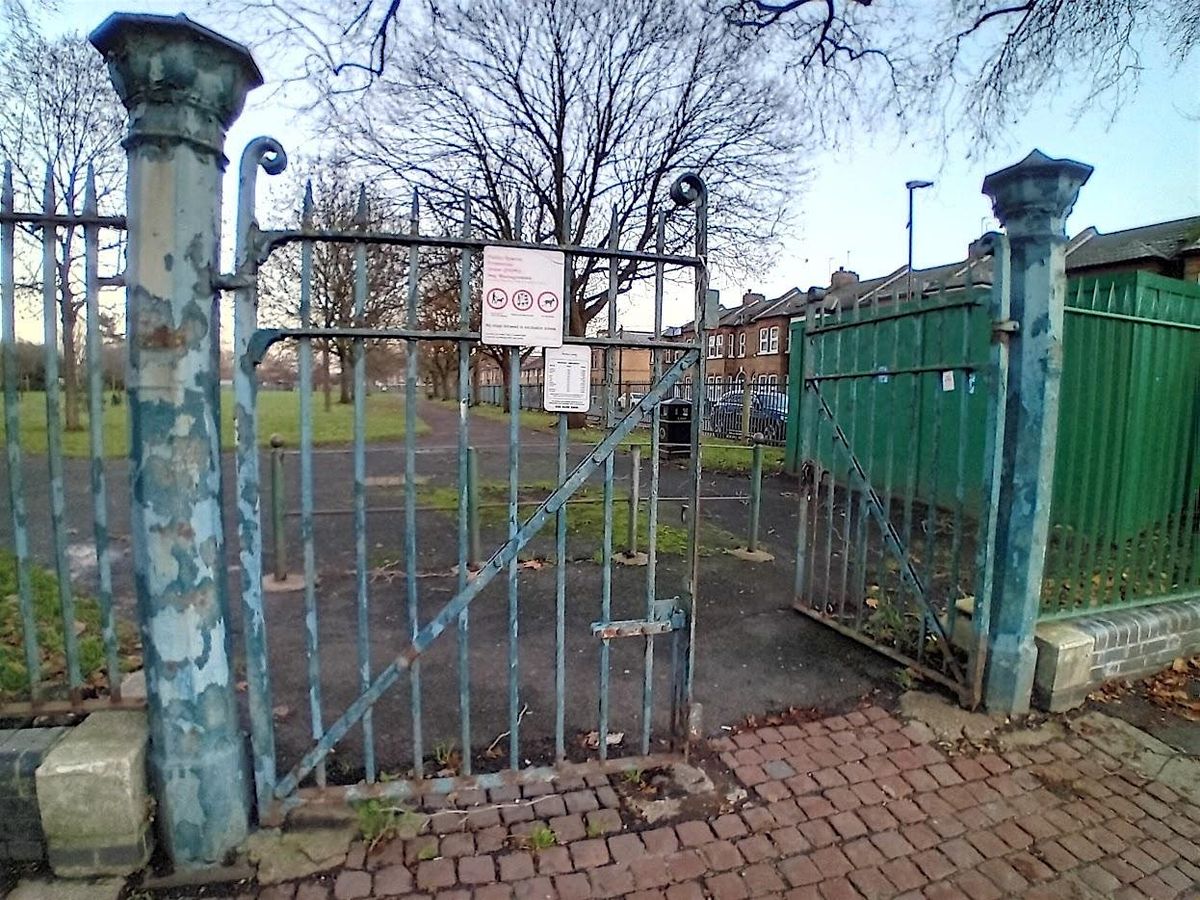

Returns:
582,730,624,749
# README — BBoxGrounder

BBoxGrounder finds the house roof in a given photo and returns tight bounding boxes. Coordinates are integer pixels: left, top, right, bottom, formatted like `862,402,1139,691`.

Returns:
1065,216,1200,270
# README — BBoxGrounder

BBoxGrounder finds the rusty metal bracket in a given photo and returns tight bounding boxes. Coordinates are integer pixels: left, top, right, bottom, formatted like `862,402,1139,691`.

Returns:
592,601,685,639
992,318,1019,336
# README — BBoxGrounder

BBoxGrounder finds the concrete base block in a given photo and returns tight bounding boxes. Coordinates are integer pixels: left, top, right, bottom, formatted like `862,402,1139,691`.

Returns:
263,573,307,592
726,547,775,563
615,551,649,567
36,710,152,877
1033,622,1096,712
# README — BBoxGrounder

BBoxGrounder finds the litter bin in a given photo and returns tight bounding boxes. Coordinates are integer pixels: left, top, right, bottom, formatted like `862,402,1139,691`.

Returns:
659,397,692,458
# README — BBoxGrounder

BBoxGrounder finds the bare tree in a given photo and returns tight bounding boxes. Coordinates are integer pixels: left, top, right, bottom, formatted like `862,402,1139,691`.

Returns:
259,169,410,407
0,23,125,430
721,0,1199,137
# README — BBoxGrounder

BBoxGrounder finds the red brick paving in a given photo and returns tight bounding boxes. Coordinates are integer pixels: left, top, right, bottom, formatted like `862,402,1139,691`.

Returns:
226,705,1198,898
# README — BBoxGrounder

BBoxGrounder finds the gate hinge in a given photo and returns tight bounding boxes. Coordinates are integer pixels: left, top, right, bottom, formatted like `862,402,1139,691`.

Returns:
592,599,685,639
992,319,1019,336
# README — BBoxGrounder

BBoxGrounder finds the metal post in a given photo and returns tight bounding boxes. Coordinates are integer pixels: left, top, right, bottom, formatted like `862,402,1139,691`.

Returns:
90,13,264,865
627,445,641,556
748,442,763,553
980,150,1092,714
467,445,481,568
740,383,752,439
270,435,287,581
906,179,933,302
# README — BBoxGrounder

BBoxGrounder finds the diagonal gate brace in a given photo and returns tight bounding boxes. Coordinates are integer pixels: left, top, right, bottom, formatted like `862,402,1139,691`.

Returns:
274,349,700,799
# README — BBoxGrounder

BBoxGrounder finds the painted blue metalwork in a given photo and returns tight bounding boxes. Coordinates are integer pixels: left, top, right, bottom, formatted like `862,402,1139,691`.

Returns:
404,189,424,778
554,207,572,765
980,151,1092,714
272,350,699,799
90,10,262,863
40,169,81,700
298,181,326,787
598,208,619,760
456,198,473,775
234,137,287,814
0,163,38,699
507,345,521,771
748,443,763,553
352,186,376,782
642,210,666,756
83,167,120,698
676,173,707,740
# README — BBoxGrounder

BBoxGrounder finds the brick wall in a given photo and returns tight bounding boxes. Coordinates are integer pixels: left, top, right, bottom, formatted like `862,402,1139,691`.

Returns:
1034,598,1200,711
1074,598,1200,683
0,727,66,862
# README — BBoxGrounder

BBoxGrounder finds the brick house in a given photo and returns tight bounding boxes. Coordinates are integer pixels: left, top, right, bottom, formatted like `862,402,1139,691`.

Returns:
668,214,1200,387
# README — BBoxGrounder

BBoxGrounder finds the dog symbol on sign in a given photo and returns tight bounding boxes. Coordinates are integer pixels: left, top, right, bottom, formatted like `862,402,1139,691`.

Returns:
538,291,559,313
486,288,507,309
512,289,534,311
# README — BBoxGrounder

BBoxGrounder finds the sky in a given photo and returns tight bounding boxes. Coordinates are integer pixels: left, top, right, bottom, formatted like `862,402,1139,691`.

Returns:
41,0,1200,330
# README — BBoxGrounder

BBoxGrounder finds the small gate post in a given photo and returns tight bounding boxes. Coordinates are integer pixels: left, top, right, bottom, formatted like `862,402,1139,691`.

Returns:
979,150,1092,714
90,13,265,865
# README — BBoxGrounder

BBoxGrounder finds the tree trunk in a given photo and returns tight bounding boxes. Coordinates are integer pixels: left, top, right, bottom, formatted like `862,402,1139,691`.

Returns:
498,352,512,413
57,244,82,432
321,341,333,412
337,339,352,404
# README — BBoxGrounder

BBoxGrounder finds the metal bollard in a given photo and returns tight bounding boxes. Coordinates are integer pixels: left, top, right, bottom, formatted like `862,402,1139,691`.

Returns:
748,441,763,553
740,386,752,439
627,445,641,556
270,434,287,581
467,445,481,568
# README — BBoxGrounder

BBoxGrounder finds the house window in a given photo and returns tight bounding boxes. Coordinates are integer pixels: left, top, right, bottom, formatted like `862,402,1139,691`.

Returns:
708,334,724,358
758,328,769,354
769,326,779,354
764,373,778,388
784,327,791,353
738,333,746,357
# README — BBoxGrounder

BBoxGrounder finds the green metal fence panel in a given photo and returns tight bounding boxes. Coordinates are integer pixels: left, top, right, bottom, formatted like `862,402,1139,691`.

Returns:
787,270,1200,622
1042,271,1200,618
792,288,993,510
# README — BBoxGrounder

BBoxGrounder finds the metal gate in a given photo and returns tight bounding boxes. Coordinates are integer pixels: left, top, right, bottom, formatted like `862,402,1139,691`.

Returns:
792,269,998,703
230,139,710,820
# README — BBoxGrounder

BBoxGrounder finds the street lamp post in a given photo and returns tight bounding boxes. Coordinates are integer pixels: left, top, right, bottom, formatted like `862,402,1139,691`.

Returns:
906,179,934,302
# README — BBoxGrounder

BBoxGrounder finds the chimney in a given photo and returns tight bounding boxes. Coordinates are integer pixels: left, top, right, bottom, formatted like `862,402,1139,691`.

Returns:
742,290,765,307
830,267,859,289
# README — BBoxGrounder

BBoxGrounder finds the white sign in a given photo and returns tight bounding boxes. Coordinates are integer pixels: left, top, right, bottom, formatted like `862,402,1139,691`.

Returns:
543,345,591,412
941,370,956,392
481,246,565,347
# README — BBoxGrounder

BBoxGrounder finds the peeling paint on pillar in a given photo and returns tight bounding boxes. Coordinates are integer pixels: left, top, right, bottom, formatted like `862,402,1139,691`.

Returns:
90,13,265,866
980,150,1093,715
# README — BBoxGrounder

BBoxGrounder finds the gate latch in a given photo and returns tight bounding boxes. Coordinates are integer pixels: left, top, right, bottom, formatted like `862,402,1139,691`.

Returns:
592,598,685,639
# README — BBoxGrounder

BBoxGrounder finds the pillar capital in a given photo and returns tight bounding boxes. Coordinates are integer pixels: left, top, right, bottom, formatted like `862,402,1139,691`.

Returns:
90,13,262,165
982,150,1093,241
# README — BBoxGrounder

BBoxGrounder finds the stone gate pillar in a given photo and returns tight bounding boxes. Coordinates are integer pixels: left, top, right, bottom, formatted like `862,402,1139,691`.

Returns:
981,150,1092,714
90,13,262,865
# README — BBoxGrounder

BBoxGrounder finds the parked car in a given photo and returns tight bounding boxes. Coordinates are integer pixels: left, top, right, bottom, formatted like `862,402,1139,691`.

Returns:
707,389,788,442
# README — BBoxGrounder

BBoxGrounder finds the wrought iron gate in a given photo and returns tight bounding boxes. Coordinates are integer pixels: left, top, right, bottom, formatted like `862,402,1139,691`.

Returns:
792,270,998,703
230,139,710,820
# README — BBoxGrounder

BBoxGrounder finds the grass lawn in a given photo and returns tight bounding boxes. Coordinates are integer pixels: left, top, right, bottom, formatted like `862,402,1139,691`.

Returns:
0,551,141,702
419,478,740,557
0,389,427,458
467,401,785,475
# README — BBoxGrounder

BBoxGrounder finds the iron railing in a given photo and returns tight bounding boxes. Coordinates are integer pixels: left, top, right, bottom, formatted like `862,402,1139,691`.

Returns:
0,163,140,716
